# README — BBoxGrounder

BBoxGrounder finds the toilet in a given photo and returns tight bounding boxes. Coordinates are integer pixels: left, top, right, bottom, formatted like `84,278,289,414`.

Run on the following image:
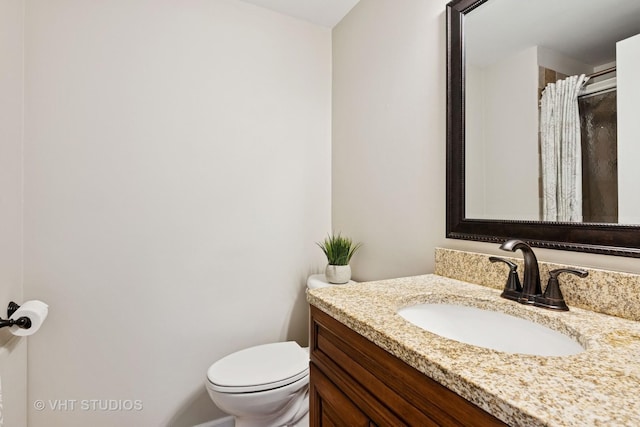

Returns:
205,274,355,427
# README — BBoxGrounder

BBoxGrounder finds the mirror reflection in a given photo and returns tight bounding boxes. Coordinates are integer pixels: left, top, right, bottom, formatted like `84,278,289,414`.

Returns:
464,0,640,224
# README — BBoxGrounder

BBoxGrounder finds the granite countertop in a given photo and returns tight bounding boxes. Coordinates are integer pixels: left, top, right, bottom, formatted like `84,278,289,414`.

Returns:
307,274,640,427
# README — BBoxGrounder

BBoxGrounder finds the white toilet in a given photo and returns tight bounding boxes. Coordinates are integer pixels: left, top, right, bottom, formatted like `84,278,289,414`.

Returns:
205,274,355,427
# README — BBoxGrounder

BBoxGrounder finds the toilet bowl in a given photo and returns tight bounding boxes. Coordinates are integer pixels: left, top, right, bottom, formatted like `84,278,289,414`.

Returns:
206,341,309,427
205,274,355,427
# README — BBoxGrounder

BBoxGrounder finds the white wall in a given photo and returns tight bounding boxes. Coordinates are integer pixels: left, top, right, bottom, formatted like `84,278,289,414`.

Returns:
0,1,27,426
465,47,539,220
483,47,539,220
332,0,640,279
464,63,486,218
23,1,331,426
537,46,593,77
332,0,447,280
617,33,640,225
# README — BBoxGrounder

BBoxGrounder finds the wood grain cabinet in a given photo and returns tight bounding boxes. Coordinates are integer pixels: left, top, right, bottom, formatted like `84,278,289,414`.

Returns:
309,306,507,427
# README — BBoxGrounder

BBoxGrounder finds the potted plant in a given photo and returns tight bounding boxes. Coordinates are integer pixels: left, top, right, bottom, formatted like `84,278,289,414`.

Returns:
317,233,362,284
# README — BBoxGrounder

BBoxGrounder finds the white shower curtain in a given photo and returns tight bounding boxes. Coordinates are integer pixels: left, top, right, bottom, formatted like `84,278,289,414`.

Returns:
540,74,587,222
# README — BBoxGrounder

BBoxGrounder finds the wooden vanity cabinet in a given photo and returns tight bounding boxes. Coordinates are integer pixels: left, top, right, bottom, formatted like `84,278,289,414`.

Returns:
309,306,507,427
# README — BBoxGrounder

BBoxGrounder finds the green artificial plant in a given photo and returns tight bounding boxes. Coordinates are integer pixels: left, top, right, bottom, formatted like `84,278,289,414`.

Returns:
317,233,362,266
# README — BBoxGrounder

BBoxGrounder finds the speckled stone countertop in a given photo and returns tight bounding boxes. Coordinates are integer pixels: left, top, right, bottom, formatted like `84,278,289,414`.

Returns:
307,275,640,427
435,248,640,321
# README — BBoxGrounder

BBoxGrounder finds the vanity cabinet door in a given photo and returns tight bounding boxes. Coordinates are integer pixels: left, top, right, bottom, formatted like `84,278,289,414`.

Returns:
309,363,371,427
309,305,507,427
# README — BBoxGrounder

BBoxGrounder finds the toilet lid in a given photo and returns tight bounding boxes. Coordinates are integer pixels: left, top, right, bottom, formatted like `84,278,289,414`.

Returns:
307,274,356,289
207,342,309,393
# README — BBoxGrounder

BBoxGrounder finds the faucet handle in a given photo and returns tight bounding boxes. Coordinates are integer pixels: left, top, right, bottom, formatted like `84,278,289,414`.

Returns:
489,257,522,301
534,268,588,311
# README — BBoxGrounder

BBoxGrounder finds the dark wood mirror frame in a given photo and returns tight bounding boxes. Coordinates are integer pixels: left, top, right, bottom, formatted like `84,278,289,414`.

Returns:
446,0,640,258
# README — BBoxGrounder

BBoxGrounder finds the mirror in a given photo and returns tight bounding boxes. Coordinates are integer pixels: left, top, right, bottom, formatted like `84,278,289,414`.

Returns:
446,0,640,257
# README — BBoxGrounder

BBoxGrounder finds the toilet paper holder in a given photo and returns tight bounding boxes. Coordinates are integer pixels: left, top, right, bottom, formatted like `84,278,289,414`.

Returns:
0,302,32,330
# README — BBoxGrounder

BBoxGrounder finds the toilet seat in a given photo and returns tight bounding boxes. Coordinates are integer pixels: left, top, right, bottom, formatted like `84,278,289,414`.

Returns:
207,341,309,393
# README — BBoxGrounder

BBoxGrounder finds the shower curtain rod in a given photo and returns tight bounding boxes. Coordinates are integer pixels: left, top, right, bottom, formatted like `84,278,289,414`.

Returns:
586,66,616,79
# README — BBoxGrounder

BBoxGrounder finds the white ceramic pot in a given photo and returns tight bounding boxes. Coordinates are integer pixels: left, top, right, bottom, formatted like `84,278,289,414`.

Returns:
325,264,351,284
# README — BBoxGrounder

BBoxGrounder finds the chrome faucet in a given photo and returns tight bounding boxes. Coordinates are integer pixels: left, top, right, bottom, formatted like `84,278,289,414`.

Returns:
498,239,542,304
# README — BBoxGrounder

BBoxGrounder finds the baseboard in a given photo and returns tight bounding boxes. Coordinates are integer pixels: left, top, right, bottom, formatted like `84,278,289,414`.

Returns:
192,415,234,427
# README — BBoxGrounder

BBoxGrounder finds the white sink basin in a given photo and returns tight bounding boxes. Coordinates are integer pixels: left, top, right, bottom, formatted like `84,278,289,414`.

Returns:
397,303,584,356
